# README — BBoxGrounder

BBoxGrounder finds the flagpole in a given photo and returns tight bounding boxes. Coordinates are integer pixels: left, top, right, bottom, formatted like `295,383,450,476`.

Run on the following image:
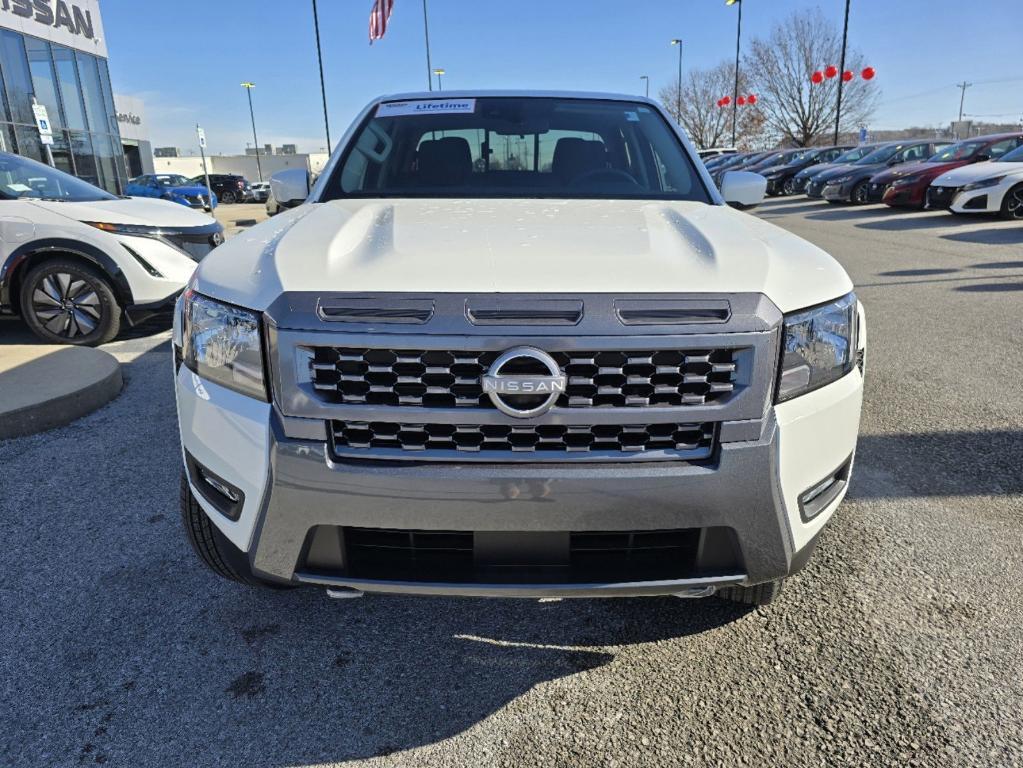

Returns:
422,0,433,91
312,0,331,153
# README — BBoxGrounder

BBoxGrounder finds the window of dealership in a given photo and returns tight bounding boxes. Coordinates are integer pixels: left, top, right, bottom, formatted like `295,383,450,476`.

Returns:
0,7,126,193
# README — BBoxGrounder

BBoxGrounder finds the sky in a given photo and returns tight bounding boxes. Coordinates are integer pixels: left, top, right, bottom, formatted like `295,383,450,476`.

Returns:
101,0,1023,155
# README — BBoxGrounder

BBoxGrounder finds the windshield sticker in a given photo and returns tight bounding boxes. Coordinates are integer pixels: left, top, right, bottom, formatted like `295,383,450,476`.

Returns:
376,99,477,118
624,111,640,122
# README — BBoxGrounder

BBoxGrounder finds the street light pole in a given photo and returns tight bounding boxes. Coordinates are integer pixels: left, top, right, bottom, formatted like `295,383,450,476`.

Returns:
312,0,331,153
422,0,433,91
833,0,851,146
671,40,682,121
727,0,742,147
240,82,262,183
640,75,649,98
433,68,445,91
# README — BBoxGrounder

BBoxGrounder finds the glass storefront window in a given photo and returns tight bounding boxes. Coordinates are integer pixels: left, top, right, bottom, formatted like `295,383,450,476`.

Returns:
0,31,126,194
0,124,17,155
14,125,44,164
0,31,35,125
75,51,106,136
53,45,87,131
97,59,119,136
25,38,65,131
92,132,119,193
69,131,98,187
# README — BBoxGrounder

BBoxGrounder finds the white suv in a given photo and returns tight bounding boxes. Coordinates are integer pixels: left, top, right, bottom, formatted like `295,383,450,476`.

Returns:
0,152,223,345
174,91,865,607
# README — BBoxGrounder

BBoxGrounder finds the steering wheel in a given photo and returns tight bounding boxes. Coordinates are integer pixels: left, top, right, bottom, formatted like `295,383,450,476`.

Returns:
569,168,639,187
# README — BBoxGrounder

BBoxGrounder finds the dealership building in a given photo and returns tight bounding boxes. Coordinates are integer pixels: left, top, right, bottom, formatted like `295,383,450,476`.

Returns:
0,0,128,193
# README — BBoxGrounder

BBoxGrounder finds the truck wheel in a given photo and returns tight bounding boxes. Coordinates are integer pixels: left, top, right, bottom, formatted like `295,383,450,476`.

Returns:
716,579,784,607
20,258,121,346
180,473,294,589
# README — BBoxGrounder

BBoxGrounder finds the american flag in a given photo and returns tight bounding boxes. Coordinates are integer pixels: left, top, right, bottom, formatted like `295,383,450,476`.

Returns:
369,0,394,44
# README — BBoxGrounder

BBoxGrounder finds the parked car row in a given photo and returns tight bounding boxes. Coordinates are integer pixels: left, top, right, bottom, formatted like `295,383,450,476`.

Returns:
705,132,1023,219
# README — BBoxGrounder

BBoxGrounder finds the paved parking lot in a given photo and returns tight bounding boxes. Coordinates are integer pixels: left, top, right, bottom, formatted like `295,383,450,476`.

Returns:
1,199,1021,767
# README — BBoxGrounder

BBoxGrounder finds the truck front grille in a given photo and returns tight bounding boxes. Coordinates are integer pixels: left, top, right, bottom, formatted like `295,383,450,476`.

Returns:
331,419,715,460
311,347,737,409
339,527,729,584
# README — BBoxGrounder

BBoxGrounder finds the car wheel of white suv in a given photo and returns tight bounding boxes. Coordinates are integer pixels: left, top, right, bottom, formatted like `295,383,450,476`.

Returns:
999,183,1023,220
20,259,121,346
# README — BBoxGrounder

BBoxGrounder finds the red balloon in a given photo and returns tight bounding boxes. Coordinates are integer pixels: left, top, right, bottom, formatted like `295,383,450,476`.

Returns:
842,70,854,82
737,96,746,106
811,71,824,84
716,99,724,107
747,94,757,105
721,95,731,105
862,66,876,80
825,65,838,79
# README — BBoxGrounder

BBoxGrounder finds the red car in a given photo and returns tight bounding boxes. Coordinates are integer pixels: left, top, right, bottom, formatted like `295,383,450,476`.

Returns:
875,133,1023,209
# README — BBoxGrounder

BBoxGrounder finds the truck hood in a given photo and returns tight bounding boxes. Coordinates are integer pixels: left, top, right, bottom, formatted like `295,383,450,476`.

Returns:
931,161,1023,186
195,199,852,315
30,196,217,228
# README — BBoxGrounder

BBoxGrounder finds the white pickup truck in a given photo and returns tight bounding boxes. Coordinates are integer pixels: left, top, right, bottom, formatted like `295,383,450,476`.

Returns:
174,91,865,607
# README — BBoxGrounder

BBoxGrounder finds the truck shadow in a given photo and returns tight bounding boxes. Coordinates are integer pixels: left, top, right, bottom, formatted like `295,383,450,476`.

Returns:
0,338,755,766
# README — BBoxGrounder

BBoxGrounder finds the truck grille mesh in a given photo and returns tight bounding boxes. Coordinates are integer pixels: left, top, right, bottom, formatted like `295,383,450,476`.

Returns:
331,420,715,458
310,348,737,409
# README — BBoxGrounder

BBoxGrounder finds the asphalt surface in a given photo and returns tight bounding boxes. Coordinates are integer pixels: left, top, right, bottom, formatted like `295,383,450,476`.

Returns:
1,199,1021,767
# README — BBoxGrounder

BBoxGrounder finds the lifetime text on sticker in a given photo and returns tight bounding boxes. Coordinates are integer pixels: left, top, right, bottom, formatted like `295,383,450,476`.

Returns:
376,99,477,117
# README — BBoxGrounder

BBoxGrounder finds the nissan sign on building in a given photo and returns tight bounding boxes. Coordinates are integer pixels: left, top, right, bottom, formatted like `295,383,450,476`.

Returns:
0,0,129,193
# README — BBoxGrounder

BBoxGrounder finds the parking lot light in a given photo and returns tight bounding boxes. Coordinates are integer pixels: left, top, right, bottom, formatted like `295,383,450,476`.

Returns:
671,40,682,120
240,82,263,183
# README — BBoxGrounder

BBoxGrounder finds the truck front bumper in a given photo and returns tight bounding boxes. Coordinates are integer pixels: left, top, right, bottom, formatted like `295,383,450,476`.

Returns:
176,365,863,597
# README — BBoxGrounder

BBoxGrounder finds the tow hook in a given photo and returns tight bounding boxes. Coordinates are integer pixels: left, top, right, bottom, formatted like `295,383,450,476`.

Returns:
672,586,716,598
325,587,365,600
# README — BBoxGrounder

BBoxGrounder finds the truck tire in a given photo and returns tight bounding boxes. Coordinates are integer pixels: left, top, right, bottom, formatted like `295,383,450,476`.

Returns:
716,579,784,607
180,473,294,589
20,258,121,346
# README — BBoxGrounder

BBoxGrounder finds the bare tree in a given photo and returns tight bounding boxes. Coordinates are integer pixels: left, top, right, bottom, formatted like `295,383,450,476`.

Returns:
659,61,766,150
744,8,879,146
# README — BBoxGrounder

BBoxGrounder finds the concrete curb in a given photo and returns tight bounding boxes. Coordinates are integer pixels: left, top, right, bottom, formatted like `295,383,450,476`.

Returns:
0,345,123,439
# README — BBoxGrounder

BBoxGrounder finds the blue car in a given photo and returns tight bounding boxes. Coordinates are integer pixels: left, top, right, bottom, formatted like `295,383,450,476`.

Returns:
125,173,217,211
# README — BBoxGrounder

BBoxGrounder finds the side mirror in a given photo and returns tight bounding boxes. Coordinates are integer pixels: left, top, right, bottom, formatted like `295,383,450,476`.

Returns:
973,154,990,163
269,168,311,208
719,170,767,209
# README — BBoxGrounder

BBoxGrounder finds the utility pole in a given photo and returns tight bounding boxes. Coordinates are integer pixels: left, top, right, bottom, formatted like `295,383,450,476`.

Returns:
312,0,331,153
422,0,433,91
240,82,262,183
640,75,649,98
833,0,851,146
956,81,972,138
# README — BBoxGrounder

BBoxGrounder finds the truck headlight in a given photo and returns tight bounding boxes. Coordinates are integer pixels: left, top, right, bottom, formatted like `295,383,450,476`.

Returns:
182,291,268,400
776,293,857,402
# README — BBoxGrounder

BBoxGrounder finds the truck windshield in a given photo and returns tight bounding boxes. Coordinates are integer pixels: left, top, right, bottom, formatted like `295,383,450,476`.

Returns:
324,97,711,202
